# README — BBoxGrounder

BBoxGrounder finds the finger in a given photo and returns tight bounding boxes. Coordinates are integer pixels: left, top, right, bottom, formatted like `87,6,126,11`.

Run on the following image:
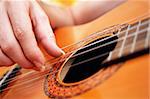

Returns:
6,1,45,71
0,48,14,66
30,1,65,57
0,2,35,69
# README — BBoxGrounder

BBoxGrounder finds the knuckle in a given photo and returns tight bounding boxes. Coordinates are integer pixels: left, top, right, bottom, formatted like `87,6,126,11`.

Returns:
1,42,14,53
14,27,25,41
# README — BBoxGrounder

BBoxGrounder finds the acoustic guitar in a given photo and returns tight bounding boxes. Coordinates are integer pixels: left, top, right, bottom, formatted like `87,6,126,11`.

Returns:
0,0,149,99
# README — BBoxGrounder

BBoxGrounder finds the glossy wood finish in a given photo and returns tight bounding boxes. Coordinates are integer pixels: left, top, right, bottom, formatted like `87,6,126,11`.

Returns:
0,0,149,99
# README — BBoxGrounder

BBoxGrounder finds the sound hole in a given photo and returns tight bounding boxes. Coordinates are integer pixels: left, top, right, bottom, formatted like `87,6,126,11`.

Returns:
60,36,118,83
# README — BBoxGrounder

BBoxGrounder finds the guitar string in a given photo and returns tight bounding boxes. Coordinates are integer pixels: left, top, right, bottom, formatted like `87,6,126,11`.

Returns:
1,13,149,82
0,23,141,85
13,13,150,96
13,38,148,94
0,19,149,89
0,24,122,85
0,23,122,76
1,12,149,72
2,36,148,93
2,19,148,83
0,23,126,83
0,13,149,86
1,20,149,87
1,27,149,91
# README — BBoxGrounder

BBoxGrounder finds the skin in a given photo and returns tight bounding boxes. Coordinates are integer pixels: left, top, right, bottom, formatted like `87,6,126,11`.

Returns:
0,0,126,71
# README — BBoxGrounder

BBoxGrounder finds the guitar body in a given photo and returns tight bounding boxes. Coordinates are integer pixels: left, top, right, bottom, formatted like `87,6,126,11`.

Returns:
0,0,149,99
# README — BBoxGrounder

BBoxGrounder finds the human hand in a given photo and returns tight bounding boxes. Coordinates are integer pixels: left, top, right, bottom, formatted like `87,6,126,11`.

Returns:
0,0,64,71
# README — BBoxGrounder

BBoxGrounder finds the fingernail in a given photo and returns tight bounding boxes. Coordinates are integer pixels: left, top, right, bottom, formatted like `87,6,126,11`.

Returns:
60,49,65,56
33,61,45,72
55,48,65,57
50,43,65,57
